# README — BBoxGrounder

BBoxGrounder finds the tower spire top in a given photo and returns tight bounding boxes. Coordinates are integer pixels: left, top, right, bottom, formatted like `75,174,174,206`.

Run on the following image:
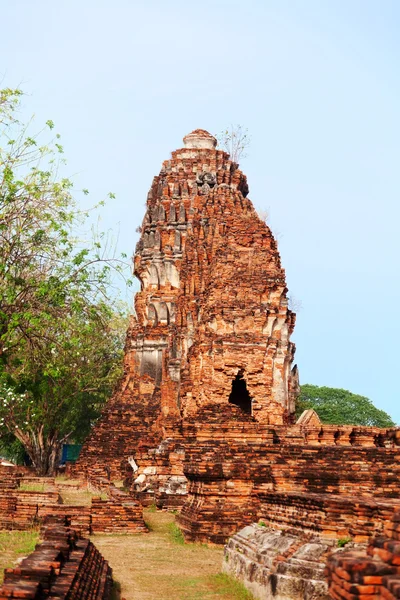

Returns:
183,129,217,149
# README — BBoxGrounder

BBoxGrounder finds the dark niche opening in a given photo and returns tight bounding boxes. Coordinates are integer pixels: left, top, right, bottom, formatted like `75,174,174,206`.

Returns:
229,370,252,415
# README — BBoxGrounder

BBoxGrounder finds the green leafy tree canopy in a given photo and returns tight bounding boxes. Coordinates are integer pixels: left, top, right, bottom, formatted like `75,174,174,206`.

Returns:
0,88,130,474
297,384,396,428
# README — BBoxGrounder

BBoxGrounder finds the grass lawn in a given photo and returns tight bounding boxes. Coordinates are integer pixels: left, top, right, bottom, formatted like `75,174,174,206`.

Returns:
92,508,254,600
0,530,39,583
56,478,108,505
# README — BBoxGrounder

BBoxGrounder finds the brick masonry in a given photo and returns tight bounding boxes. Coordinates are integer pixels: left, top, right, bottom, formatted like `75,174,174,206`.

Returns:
73,129,299,486
0,518,113,600
326,509,400,599
0,469,146,535
65,130,400,597
178,417,400,544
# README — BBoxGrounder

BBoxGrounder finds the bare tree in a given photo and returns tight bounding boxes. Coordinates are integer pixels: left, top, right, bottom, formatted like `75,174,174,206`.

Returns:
257,208,270,224
288,295,303,312
216,124,251,163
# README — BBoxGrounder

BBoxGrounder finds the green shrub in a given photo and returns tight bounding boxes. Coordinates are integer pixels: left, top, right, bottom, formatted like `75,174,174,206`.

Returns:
258,520,266,527
168,522,185,545
337,537,352,548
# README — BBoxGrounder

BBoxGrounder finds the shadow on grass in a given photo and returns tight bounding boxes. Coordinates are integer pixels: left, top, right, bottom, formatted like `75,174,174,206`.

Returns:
110,580,121,600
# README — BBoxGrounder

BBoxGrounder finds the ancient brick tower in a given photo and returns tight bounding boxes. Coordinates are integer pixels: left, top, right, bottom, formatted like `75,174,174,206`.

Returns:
76,129,299,479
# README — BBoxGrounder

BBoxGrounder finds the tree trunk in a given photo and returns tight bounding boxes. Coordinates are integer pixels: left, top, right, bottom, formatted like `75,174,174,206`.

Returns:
14,426,62,476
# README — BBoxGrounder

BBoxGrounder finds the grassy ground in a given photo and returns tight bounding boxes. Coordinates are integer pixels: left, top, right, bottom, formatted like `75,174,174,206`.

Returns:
0,530,39,583
56,478,108,505
58,486,94,506
18,482,48,492
92,509,253,600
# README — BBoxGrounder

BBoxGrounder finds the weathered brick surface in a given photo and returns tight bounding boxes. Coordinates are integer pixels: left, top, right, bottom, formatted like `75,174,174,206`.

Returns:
326,510,400,599
178,418,400,544
67,129,400,595
0,519,113,600
73,129,299,486
223,524,335,600
0,472,146,535
90,486,148,534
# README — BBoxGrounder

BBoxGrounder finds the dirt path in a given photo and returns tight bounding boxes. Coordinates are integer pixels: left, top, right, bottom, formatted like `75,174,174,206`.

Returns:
92,509,252,600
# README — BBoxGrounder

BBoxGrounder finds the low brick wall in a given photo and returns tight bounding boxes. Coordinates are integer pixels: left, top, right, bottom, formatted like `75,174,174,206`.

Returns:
179,424,400,543
258,492,399,542
326,510,400,599
91,487,148,534
0,474,147,535
0,518,113,600
0,489,61,530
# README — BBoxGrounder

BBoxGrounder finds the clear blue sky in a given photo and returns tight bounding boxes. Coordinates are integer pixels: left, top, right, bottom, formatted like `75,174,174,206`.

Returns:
2,1,399,421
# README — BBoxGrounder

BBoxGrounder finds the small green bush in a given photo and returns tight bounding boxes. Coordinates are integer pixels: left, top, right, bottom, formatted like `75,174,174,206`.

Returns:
168,522,185,545
110,580,121,600
337,537,352,548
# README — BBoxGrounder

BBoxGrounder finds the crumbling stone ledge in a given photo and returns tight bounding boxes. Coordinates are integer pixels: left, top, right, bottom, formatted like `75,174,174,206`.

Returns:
223,523,340,600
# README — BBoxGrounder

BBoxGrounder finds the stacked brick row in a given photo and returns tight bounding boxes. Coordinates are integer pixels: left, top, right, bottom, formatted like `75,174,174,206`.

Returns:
326,511,400,599
0,475,146,534
0,519,112,600
91,487,148,533
178,421,400,543
37,505,92,536
258,492,398,542
0,488,60,530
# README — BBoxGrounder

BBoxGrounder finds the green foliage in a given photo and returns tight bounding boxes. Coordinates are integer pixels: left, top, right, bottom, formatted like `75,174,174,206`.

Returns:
258,520,266,527
209,573,255,599
169,522,185,545
297,385,395,427
337,537,352,548
0,88,130,474
0,432,25,464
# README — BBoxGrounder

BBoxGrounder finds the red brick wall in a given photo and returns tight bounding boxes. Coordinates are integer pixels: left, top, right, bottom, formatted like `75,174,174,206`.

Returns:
178,419,400,544
326,510,400,599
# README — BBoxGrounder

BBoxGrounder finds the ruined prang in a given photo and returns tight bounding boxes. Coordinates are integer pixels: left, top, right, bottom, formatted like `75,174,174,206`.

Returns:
18,131,400,600
75,129,299,482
